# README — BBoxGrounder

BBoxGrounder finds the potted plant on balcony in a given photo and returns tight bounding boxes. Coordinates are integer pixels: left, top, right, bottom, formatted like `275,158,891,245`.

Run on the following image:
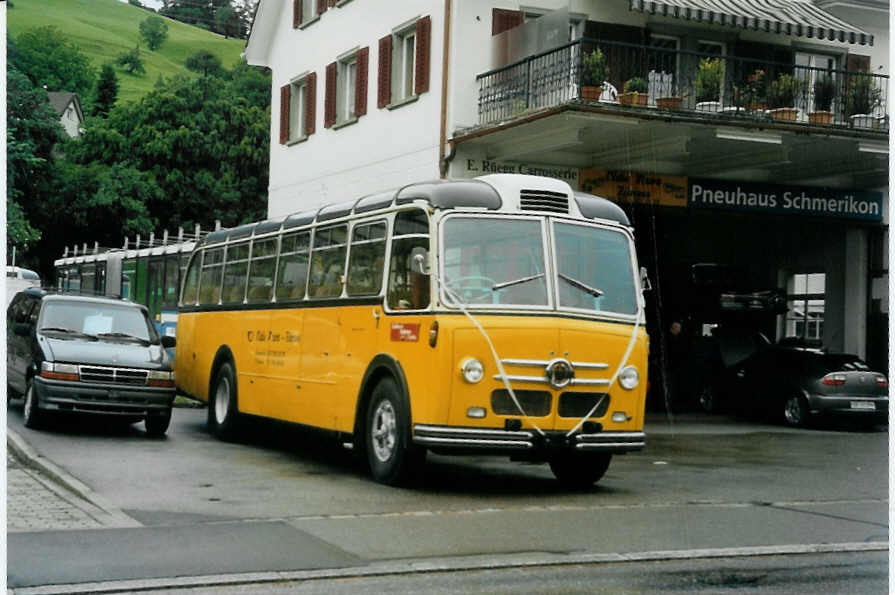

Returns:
580,48,608,102
695,57,723,113
766,73,804,121
808,75,835,125
619,76,648,106
736,69,767,112
844,73,881,128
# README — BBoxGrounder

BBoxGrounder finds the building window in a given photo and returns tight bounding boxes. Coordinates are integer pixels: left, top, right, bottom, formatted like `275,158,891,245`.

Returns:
293,0,322,28
378,16,430,109
279,73,316,144
786,273,825,342
326,48,368,128
393,25,416,102
795,52,838,113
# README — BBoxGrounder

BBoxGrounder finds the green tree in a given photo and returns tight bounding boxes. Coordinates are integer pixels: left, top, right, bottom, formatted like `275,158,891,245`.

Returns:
68,62,270,232
6,68,61,255
117,45,146,75
185,51,224,78
10,27,96,98
93,64,119,117
139,15,169,51
215,4,241,39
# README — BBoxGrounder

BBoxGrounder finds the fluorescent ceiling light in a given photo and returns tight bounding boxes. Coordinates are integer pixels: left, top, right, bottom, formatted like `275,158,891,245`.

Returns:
715,128,782,145
857,141,888,154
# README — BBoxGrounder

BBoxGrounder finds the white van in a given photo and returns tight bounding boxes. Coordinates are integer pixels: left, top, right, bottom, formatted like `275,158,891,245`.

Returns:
6,266,41,306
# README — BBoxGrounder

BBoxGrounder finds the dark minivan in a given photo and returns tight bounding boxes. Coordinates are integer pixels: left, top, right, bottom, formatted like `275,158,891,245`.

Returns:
7,289,176,436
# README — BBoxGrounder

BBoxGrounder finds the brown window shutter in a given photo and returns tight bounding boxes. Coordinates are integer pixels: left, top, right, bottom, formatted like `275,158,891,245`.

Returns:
355,47,369,116
378,34,392,108
492,9,523,36
293,0,302,28
279,84,290,144
415,16,431,95
317,0,327,15
847,54,870,72
324,61,337,128
304,73,316,136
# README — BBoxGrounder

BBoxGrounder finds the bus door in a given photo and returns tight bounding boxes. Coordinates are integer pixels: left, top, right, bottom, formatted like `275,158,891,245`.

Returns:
299,224,349,430
266,231,308,422
147,257,164,328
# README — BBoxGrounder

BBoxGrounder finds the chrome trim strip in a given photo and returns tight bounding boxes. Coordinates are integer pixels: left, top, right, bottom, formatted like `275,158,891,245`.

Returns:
414,424,534,439
413,437,533,450
575,442,645,451
500,358,609,369
575,432,645,443
492,374,549,384
570,378,611,386
572,361,610,370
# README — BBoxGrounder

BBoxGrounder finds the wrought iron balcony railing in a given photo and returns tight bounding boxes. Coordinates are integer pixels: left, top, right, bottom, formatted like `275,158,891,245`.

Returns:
476,38,888,133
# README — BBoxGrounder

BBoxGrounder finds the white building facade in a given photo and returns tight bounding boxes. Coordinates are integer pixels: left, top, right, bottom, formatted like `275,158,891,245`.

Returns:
246,0,889,386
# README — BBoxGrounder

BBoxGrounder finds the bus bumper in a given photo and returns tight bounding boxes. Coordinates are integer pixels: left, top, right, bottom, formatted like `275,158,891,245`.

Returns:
413,424,645,455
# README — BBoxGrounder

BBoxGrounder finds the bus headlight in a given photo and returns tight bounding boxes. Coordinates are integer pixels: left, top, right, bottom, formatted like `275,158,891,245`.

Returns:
619,366,639,390
460,358,484,384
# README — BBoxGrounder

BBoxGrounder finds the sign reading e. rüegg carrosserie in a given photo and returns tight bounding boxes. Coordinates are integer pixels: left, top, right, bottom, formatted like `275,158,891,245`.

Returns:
579,169,688,208
688,179,884,222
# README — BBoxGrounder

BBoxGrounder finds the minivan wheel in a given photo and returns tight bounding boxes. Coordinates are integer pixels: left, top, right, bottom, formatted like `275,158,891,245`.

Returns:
208,362,240,440
365,378,425,486
783,395,810,428
145,409,172,437
23,380,45,429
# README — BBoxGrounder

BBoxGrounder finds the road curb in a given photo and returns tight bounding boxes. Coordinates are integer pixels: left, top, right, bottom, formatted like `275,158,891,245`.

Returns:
7,429,140,528
8,541,888,594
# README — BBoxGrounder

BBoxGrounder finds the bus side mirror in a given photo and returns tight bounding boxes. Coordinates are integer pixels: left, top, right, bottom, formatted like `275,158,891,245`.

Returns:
410,247,431,275
640,267,652,292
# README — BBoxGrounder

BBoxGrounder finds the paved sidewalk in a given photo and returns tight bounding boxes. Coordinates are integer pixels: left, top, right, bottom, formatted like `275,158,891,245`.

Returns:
7,430,140,533
7,449,105,532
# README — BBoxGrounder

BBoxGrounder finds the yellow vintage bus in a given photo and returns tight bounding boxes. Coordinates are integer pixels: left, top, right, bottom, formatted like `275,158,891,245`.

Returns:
175,174,649,487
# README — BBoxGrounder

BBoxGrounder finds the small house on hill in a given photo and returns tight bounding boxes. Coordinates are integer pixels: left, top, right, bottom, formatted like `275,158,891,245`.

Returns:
47,91,84,138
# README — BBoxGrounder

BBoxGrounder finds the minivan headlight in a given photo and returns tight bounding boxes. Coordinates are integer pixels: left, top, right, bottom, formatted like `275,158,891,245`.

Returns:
148,370,175,388
40,362,80,381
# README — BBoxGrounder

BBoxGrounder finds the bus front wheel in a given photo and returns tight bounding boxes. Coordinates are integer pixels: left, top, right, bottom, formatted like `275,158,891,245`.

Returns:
366,378,425,486
549,452,612,489
208,362,240,441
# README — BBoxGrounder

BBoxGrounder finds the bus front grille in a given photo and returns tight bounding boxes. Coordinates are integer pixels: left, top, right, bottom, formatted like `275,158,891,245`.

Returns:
490,389,552,416
558,392,610,418
520,189,569,214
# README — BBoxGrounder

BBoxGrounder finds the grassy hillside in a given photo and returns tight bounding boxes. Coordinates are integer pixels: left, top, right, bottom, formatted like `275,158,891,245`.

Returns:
8,0,247,104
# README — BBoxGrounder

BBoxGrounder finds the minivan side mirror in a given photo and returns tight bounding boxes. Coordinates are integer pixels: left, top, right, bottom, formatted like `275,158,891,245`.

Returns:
13,323,31,337
161,335,176,349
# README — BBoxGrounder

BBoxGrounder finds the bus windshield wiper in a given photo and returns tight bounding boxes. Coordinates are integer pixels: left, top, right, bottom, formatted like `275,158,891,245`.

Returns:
39,327,98,340
96,332,150,345
558,273,604,298
492,273,545,291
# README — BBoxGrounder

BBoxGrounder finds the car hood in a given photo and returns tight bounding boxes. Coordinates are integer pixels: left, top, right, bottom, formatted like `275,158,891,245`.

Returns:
41,336,170,370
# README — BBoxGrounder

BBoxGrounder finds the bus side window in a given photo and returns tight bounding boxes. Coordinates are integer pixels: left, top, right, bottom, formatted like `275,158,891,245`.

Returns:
387,209,430,310
247,237,278,303
163,255,179,308
221,242,250,304
181,252,201,305
347,221,387,296
276,231,310,301
308,225,348,298
198,248,224,305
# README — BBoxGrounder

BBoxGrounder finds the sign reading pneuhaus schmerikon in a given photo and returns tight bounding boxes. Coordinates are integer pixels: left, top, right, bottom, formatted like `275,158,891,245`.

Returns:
689,179,883,222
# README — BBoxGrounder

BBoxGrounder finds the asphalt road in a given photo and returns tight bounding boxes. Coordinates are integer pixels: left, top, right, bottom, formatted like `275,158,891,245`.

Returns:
7,402,888,591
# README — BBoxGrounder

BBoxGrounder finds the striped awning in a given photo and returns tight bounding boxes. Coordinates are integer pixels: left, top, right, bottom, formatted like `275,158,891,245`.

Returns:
630,0,873,45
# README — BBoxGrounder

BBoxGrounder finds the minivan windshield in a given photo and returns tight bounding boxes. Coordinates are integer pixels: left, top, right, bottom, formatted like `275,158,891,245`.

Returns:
39,301,157,343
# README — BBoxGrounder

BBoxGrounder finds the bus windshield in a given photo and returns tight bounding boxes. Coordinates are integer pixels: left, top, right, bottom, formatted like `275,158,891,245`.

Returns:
442,217,548,307
441,216,637,315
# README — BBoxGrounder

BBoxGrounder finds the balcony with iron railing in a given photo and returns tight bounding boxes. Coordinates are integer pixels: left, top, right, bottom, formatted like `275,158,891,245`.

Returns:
476,38,889,134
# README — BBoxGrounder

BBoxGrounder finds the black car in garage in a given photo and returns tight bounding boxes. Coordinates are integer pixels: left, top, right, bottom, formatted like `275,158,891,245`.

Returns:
720,341,888,428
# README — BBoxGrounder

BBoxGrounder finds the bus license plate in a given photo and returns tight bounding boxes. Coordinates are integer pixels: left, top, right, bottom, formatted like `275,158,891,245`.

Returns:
850,401,875,410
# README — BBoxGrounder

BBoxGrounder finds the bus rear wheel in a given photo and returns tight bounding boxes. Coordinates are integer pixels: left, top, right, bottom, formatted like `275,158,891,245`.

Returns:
549,452,612,489
208,362,240,441
366,378,425,486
